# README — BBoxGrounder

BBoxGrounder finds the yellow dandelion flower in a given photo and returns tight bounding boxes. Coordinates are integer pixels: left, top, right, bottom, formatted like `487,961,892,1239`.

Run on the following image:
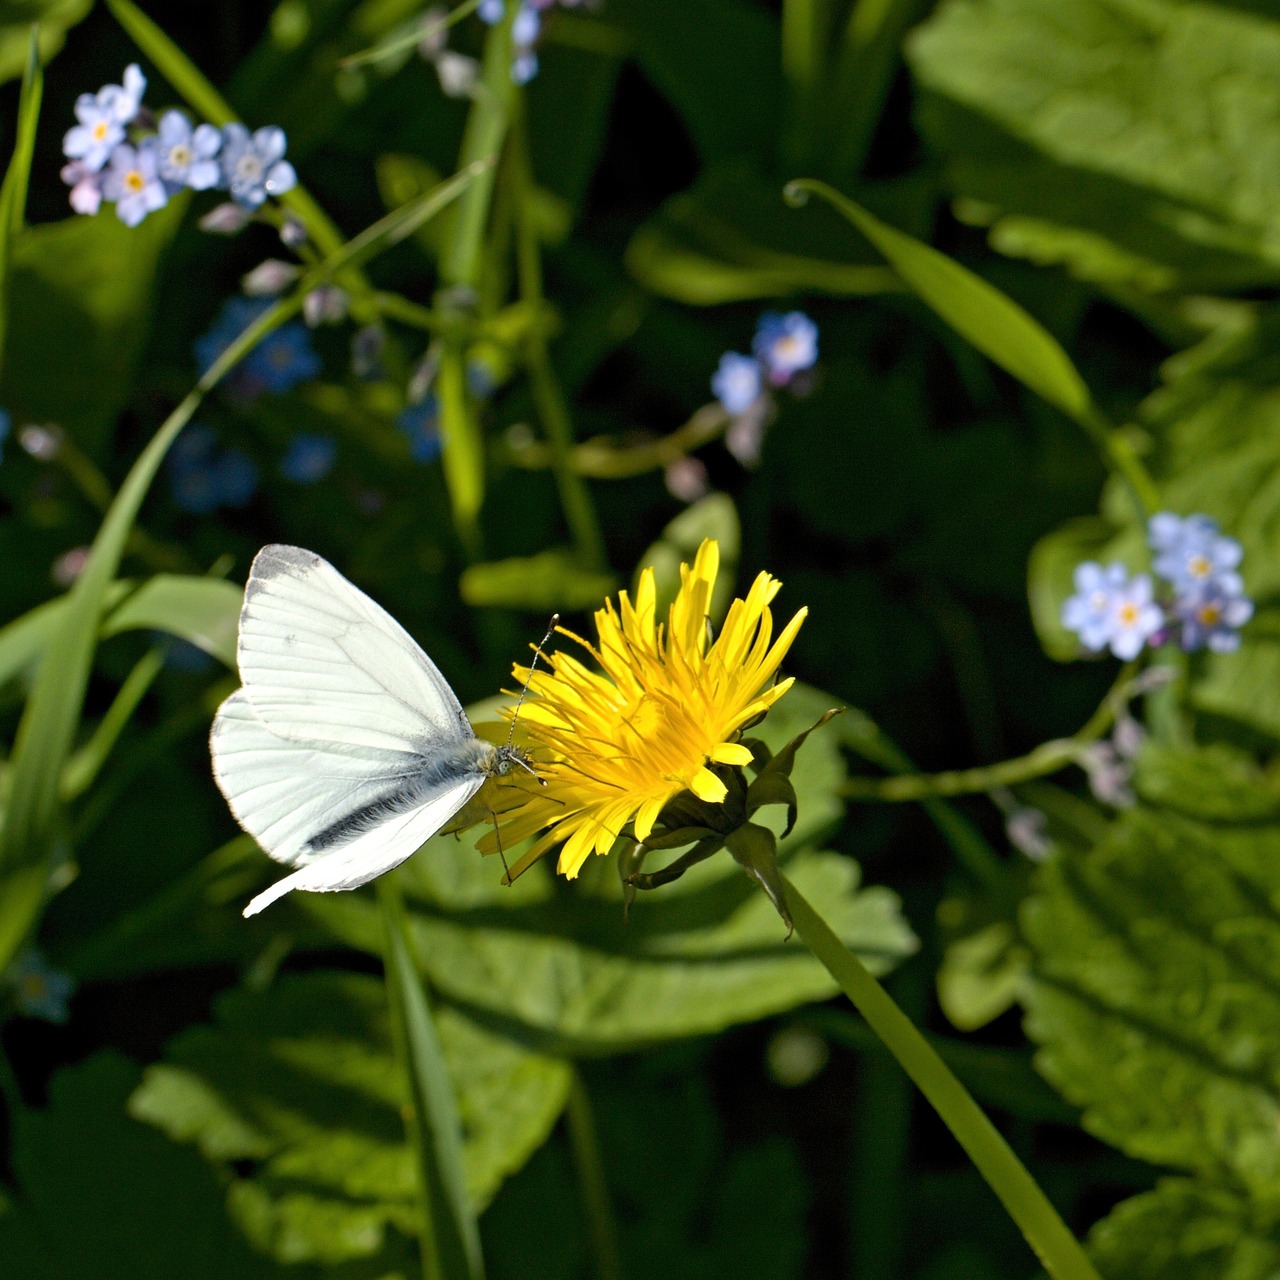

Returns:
485,539,807,880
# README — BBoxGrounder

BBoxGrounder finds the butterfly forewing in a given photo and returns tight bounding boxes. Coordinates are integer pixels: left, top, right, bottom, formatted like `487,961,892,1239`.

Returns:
236,544,472,753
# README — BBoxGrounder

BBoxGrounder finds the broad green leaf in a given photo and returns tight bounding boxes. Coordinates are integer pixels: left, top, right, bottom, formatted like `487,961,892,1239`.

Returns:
785,179,1094,424
1,204,183,456
908,0,1280,294
460,549,617,611
626,167,901,305
0,576,241,693
301,684,917,1052
1023,743,1280,1198
130,972,571,1267
1088,1179,1280,1280
0,1,90,84
0,1052,287,1279
936,919,1027,1033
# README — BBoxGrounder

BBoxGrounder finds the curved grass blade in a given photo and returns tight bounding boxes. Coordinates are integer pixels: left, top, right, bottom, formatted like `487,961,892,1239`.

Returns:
379,876,485,1280
0,27,43,379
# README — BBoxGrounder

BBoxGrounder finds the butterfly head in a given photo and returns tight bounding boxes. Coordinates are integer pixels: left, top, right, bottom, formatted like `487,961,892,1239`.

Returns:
487,742,543,785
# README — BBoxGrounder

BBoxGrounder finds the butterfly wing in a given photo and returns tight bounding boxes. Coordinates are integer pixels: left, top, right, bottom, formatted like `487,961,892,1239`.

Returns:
211,691,484,917
236,544,473,753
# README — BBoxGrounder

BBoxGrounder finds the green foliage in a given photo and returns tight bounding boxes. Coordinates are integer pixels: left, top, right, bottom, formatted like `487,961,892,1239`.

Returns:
130,972,570,1268
1023,743,1280,1271
908,0,1280,294
0,1053,288,1279
0,1,90,85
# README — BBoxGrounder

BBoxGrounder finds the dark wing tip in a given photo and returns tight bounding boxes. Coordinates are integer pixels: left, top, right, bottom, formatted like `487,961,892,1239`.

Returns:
245,545,326,601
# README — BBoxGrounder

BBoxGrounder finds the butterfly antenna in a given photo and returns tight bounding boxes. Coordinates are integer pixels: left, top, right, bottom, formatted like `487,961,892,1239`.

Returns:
504,613,559,753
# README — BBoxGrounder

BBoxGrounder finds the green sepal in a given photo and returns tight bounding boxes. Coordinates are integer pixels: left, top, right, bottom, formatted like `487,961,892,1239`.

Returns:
741,737,772,774
746,708,843,837
724,822,790,935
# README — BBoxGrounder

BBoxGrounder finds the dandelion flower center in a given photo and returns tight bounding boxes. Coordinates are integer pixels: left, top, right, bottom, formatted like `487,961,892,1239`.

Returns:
485,539,807,880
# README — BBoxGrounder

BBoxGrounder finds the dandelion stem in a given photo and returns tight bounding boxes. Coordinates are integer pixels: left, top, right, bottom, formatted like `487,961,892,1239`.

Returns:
783,876,1102,1280
565,1068,624,1280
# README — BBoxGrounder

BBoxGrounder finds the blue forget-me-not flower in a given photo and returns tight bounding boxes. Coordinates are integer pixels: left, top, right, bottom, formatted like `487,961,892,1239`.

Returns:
6,949,75,1024
1148,512,1244,595
1061,563,1163,660
712,352,763,416
196,297,321,401
754,311,819,386
281,433,338,484
168,423,259,514
100,140,168,227
155,110,223,192
218,124,297,210
62,63,146,172
397,398,443,463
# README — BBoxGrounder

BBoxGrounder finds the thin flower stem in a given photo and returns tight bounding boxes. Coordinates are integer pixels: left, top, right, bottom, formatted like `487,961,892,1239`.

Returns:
510,105,606,571
505,403,730,478
565,1068,624,1280
841,738,1085,802
783,876,1102,1280
842,666,1132,804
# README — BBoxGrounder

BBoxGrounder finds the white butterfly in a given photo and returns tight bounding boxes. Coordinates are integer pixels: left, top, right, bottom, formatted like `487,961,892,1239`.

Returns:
210,544,530,918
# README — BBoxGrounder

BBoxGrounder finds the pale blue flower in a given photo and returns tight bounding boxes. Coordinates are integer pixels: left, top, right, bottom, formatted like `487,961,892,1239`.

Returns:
61,65,146,172
1148,511,1243,595
754,311,818,385
101,140,168,227
1175,579,1254,653
513,4,541,43
1062,562,1162,659
7,949,74,1024
281,433,338,483
61,160,104,214
219,124,297,210
155,110,223,192
397,398,443,463
712,352,763,415
478,0,505,20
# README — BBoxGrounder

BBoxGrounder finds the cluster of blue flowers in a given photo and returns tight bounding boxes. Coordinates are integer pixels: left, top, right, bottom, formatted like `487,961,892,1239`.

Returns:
712,311,819,416
478,0,588,83
1062,512,1253,660
166,424,258,514
61,64,297,226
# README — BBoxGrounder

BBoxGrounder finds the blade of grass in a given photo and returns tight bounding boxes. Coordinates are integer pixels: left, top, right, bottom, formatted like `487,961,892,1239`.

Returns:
340,0,485,69
783,179,1158,517
378,875,484,1280
0,27,43,379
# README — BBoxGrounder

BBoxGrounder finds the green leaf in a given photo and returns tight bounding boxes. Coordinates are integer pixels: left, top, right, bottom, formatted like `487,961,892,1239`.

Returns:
626,167,902,305
460,549,617,611
301,684,917,1052
907,0,1280,294
0,575,241,694
0,1,90,85
129,972,571,1267
1088,1179,1280,1280
1,204,183,456
1023,744,1280,1218
784,179,1095,424
0,1052,285,1279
